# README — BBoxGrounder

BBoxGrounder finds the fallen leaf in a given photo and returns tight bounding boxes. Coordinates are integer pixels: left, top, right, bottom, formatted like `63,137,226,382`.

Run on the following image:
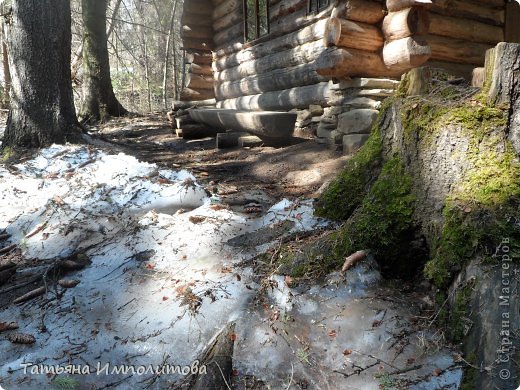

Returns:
52,195,65,206
244,206,262,214
235,274,241,281
328,329,337,338
189,216,206,224
145,263,155,269
162,296,169,301
372,320,382,328
220,266,233,273
230,333,237,341
210,204,228,211
432,368,443,376
343,349,353,356
452,354,463,363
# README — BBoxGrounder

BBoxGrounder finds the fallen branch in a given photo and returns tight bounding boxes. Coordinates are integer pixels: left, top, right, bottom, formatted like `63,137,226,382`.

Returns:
183,322,236,390
0,244,16,255
0,263,17,286
13,286,46,305
0,275,41,294
25,222,48,239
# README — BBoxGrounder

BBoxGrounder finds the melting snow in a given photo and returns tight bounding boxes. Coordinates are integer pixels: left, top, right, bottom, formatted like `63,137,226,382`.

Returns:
0,145,461,389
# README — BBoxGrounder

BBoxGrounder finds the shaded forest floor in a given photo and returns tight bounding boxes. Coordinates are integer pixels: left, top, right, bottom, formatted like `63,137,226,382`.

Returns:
91,113,348,201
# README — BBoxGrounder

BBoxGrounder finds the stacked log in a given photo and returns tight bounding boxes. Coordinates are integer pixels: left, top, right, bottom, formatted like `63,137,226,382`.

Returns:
316,0,430,79
424,0,507,77
324,18,384,52
381,1,431,72
180,0,216,102
167,99,218,139
213,14,332,110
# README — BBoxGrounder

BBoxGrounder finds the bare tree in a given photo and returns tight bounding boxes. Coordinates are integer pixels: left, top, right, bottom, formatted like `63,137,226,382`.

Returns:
79,0,126,123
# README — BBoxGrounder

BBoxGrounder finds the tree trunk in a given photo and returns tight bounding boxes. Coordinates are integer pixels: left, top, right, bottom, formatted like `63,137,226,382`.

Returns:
79,0,127,123
1,22,11,109
3,0,81,148
162,0,178,109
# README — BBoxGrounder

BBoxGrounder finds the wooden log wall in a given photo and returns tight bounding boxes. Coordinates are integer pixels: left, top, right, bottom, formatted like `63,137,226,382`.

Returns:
214,2,335,110
316,0,430,79
180,0,215,101
179,0,511,108
425,0,507,77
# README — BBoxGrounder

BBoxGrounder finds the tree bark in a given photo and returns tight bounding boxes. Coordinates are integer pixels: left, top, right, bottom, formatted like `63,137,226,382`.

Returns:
1,22,10,108
3,0,81,148
79,0,127,123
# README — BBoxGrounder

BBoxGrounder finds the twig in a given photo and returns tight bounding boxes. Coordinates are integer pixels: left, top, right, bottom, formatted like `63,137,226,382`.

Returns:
96,255,134,280
388,364,423,376
0,244,16,255
285,363,294,390
214,361,232,390
0,275,42,294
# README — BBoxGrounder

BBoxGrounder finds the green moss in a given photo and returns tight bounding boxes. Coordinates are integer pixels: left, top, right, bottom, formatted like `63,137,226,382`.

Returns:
401,99,449,146
424,104,519,287
315,127,383,220
449,282,475,343
1,146,14,162
461,352,478,390
329,157,416,273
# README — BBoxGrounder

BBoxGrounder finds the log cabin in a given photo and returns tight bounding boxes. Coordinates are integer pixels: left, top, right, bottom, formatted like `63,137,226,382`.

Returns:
179,0,520,151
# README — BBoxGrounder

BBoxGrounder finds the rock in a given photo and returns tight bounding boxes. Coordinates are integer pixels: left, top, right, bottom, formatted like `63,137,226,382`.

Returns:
330,95,382,109
343,134,370,154
323,106,343,116
320,115,338,125
296,109,312,122
328,130,343,144
308,104,324,116
356,88,396,98
316,123,336,138
335,78,400,90
338,109,379,135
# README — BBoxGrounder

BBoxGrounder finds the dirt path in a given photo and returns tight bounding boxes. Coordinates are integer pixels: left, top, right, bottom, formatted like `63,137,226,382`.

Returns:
93,114,348,201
